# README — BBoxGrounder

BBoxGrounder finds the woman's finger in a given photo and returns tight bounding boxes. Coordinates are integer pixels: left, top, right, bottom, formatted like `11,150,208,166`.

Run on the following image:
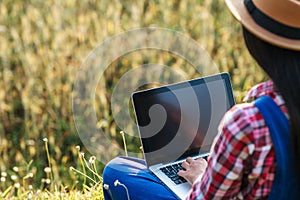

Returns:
181,161,189,169
186,157,194,163
177,170,186,177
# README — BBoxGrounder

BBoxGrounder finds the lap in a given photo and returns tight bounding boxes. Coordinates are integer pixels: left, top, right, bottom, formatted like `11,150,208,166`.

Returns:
102,156,178,200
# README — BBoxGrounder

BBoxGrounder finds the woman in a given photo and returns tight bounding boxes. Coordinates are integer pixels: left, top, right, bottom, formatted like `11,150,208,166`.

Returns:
102,0,300,199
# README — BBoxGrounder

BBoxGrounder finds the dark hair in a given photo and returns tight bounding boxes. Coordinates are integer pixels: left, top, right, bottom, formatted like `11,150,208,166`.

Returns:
242,27,300,176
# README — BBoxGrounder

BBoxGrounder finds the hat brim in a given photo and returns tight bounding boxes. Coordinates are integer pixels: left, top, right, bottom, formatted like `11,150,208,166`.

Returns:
225,0,300,50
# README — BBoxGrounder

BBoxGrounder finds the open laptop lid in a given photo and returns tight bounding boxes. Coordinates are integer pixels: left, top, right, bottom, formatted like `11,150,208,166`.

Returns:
132,73,235,167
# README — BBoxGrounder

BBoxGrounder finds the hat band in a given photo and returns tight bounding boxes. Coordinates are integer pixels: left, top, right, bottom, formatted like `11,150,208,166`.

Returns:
244,0,300,39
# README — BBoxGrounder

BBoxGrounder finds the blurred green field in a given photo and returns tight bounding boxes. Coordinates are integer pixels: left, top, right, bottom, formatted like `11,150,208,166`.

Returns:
0,0,268,198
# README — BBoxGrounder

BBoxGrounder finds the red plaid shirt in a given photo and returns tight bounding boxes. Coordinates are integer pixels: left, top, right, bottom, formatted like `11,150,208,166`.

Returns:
187,81,288,199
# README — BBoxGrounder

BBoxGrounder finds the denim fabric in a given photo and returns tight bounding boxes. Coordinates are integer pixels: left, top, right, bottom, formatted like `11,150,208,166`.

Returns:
255,96,298,200
102,156,178,200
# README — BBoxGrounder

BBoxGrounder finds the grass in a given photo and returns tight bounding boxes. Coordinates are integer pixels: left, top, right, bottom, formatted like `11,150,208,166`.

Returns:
0,0,268,198
0,185,103,200
0,138,104,199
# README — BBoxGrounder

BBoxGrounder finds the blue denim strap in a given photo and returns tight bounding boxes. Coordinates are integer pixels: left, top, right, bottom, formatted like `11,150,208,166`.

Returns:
254,96,296,200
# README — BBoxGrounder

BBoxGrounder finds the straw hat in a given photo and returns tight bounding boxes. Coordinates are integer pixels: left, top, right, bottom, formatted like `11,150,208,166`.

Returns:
225,0,300,50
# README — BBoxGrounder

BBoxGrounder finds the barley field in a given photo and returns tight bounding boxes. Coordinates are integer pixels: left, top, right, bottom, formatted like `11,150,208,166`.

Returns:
0,0,267,199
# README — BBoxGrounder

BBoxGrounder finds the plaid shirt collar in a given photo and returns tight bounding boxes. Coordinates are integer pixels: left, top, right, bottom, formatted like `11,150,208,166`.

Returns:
243,80,276,101
243,80,285,107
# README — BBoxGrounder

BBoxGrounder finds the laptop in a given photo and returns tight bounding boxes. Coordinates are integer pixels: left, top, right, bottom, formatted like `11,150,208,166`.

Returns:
131,73,235,199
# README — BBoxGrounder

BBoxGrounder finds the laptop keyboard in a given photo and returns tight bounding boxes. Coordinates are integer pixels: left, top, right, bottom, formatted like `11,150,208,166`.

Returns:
160,163,187,185
159,156,208,185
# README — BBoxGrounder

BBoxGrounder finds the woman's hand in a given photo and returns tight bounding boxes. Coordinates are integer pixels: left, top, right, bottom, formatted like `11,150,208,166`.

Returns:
177,157,208,184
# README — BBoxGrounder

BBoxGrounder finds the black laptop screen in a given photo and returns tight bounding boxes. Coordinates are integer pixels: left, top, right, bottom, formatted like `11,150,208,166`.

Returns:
132,73,235,166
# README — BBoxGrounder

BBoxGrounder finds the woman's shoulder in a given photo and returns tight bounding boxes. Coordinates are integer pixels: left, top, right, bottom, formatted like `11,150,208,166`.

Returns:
221,102,262,131
219,102,271,145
